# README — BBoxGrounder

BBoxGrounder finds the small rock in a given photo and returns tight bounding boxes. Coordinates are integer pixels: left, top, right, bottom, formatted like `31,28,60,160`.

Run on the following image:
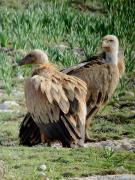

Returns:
115,144,121,151
38,172,46,176
116,166,128,173
84,138,135,152
0,100,19,109
0,100,19,112
68,174,135,180
38,172,49,180
17,72,24,80
38,164,47,171
72,47,85,58
54,44,69,50
12,89,24,97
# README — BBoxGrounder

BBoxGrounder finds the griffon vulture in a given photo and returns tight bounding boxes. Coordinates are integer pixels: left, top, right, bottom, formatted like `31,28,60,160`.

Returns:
18,49,87,147
19,35,123,146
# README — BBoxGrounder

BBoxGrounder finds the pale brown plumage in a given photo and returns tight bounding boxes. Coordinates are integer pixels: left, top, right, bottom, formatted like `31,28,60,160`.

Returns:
18,49,87,147
19,35,123,145
65,35,120,140
117,51,125,77
67,60,119,137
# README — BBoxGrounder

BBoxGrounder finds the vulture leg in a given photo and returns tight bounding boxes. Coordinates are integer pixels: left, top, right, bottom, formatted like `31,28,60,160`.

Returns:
40,130,52,146
85,106,100,142
78,123,85,146
40,130,47,144
75,103,86,147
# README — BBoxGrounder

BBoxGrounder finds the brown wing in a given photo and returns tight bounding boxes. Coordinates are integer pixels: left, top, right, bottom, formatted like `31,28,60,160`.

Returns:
19,55,120,146
25,70,87,142
66,60,119,120
62,51,124,77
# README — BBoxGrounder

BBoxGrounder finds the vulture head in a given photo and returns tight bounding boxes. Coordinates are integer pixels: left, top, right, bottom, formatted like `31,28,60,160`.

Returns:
18,49,49,66
101,35,119,65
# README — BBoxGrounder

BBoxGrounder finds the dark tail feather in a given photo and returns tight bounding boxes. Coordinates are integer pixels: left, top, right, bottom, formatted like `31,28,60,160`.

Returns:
39,112,81,147
19,112,81,147
42,119,72,147
19,113,41,146
61,115,80,139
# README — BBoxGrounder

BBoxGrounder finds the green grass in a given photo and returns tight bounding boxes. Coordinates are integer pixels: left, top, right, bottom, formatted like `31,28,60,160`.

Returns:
90,119,135,140
0,0,135,179
0,0,134,94
0,103,134,145
0,146,135,179
0,105,134,179
0,1,134,63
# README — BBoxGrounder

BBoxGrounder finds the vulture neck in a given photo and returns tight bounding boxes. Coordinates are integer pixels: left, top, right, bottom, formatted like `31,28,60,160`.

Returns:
104,50,118,65
33,63,48,67
33,63,55,71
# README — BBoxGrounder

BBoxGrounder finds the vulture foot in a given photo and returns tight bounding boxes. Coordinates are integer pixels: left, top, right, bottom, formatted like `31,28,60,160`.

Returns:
77,139,85,147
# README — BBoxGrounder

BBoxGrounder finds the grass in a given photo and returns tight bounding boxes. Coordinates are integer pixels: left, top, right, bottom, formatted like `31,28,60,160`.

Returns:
0,0,135,179
0,0,134,93
0,146,135,179
0,103,135,145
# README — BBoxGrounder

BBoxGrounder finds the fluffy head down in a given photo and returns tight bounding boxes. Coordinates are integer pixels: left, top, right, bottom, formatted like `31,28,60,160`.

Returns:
18,49,49,66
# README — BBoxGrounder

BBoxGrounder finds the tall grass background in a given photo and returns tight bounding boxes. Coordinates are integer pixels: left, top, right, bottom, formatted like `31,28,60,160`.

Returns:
0,0,134,94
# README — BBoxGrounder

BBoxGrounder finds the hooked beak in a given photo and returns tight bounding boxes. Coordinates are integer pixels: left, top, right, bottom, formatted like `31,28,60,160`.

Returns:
101,42,110,51
17,58,27,66
17,55,34,66
101,41,107,48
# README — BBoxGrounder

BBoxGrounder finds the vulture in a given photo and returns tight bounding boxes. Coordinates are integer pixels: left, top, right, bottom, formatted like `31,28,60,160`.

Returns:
19,35,124,146
18,49,87,147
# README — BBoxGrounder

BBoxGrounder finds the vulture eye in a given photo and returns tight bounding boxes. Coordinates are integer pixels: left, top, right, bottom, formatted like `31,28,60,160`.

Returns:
109,39,114,42
28,54,32,58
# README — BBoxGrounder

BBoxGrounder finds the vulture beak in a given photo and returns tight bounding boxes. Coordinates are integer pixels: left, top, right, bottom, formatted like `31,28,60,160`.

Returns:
101,41,107,48
18,55,34,66
101,42,110,51
18,58,27,66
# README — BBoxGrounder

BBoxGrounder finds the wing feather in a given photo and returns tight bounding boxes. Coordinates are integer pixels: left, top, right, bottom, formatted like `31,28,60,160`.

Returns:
66,60,119,121
25,67,87,144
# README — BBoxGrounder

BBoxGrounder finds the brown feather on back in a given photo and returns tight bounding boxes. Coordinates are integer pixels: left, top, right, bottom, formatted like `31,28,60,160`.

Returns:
19,50,87,147
19,35,123,145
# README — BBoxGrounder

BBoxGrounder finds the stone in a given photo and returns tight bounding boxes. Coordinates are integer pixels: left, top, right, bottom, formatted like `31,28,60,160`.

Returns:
0,100,19,112
54,44,69,50
11,89,24,97
72,47,85,58
16,72,24,80
38,172,49,180
116,166,128,173
38,172,46,176
38,164,47,171
68,174,135,180
83,138,135,152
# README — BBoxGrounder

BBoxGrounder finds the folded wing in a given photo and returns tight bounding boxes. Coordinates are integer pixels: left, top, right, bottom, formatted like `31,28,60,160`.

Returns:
25,70,87,146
